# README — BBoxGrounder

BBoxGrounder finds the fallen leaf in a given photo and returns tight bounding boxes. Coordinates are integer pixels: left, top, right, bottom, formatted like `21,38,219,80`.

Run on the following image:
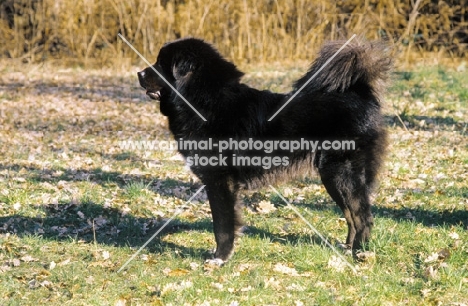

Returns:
28,279,38,289
168,154,184,161
20,255,38,262
58,258,71,266
102,250,110,260
255,200,276,214
240,285,252,292
437,248,450,260
114,299,127,306
315,281,327,288
286,283,305,291
40,280,53,288
49,261,56,270
273,263,299,276
283,188,293,197
424,252,439,263
211,282,223,290
421,288,431,297
57,180,67,189
264,277,282,290
167,268,190,276
86,276,94,284
94,216,108,227
424,265,438,279
356,251,376,262
237,263,255,272
410,178,425,185
327,255,347,272
161,280,193,296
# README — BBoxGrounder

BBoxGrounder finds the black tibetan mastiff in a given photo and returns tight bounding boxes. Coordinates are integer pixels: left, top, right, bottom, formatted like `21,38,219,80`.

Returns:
138,37,391,263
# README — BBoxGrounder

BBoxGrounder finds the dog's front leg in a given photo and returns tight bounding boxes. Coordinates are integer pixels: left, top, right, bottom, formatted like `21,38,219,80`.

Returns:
204,177,243,263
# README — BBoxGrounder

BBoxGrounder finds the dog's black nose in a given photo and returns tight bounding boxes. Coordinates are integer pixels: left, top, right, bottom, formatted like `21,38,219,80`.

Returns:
137,70,146,87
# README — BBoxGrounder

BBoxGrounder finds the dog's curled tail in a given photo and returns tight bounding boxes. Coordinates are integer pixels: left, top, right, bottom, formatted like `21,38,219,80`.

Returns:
295,39,392,97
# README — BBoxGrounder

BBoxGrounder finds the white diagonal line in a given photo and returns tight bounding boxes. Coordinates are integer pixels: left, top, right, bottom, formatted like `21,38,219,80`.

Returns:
269,185,358,274
268,34,357,121
118,34,207,122
117,185,206,273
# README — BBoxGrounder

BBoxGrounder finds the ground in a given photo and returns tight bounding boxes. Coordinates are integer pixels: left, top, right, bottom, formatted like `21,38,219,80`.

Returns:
0,61,467,305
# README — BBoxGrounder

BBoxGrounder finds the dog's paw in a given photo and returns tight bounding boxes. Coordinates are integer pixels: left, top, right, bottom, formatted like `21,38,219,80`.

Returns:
204,258,225,267
337,243,353,256
355,251,376,262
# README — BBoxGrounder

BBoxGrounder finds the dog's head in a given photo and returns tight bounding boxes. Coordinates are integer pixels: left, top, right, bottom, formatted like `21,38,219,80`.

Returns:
137,38,244,102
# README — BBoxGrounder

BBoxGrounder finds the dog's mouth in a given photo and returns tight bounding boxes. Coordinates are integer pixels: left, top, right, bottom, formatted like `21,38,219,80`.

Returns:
146,90,161,100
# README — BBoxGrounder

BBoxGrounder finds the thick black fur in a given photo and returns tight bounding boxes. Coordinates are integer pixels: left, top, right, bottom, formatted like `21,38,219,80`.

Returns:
138,38,391,262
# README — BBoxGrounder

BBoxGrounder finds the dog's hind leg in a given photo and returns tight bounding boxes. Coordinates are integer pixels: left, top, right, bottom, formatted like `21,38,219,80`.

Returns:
204,176,244,263
317,153,374,252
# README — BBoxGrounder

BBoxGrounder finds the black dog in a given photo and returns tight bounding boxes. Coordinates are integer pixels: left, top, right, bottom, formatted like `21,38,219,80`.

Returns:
138,38,391,263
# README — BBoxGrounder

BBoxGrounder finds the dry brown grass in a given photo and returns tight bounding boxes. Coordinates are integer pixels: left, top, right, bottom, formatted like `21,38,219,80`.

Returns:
0,0,467,66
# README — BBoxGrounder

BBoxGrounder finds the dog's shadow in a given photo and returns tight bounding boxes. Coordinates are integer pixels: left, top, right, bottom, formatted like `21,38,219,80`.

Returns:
0,162,210,259
0,199,212,260
3,181,466,263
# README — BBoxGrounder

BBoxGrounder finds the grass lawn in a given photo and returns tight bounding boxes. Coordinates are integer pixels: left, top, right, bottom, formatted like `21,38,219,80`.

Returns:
0,61,467,305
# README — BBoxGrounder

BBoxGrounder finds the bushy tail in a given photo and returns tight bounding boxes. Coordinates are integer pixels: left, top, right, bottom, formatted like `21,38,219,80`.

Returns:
294,39,392,97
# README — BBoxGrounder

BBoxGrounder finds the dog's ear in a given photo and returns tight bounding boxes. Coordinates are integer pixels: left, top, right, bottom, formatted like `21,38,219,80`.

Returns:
171,53,199,81
172,59,197,81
